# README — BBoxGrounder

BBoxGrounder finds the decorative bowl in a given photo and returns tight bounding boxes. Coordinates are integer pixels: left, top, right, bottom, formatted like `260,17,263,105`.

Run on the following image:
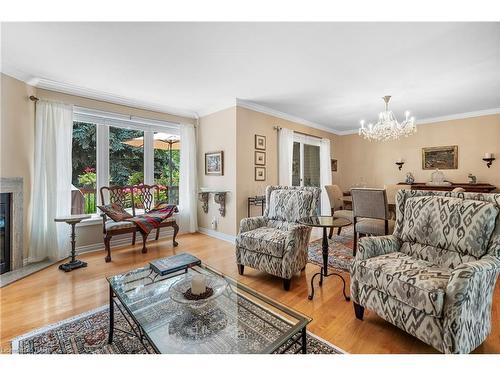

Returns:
169,274,228,308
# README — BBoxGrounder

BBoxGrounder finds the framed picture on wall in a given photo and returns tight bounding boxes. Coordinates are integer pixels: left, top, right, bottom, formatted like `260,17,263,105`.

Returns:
255,151,266,166
205,151,224,175
422,146,458,170
255,134,266,150
331,159,337,172
255,167,266,181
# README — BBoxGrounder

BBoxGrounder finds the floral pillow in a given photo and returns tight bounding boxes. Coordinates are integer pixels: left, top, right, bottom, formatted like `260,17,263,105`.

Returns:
98,203,133,222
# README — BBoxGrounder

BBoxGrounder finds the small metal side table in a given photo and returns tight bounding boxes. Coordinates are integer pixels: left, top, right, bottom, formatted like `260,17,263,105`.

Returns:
247,196,266,217
54,214,91,272
298,216,352,301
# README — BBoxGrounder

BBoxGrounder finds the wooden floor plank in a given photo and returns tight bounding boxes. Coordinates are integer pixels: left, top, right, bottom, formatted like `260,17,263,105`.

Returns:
1,231,499,354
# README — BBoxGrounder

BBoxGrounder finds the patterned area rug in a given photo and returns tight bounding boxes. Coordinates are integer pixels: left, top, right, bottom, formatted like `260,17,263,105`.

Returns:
12,306,345,354
308,225,354,273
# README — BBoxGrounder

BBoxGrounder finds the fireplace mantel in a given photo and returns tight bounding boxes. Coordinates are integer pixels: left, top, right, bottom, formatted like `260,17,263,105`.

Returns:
0,177,24,270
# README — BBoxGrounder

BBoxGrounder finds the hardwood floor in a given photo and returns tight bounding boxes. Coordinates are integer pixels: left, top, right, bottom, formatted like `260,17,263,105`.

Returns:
1,230,499,354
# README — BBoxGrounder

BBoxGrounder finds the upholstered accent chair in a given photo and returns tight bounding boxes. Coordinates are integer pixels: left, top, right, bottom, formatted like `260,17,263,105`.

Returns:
351,188,395,255
350,190,500,353
325,184,353,238
235,185,321,290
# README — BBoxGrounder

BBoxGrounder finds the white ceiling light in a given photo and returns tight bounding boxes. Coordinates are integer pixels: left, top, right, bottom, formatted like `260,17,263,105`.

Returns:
359,96,416,141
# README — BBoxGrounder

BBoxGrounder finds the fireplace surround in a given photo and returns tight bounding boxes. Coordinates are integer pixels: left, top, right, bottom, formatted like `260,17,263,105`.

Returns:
0,177,24,272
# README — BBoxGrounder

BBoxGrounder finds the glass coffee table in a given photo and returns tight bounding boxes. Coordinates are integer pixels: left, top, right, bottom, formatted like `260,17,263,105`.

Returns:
299,216,351,301
107,262,311,354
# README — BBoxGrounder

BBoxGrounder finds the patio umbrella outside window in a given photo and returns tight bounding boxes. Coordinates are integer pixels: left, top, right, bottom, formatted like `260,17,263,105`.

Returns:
122,133,180,199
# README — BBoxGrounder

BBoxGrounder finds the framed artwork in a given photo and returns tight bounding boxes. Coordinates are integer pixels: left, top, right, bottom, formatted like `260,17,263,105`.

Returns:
205,151,224,175
422,146,458,170
255,134,266,150
255,167,266,181
331,159,337,172
255,151,266,166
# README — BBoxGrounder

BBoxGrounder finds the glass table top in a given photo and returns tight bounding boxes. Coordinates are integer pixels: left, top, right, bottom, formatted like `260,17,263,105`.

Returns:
107,264,311,354
299,216,352,228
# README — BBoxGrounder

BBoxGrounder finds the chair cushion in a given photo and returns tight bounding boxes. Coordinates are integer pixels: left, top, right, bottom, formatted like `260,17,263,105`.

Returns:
333,209,353,221
401,196,499,259
236,227,288,258
105,220,136,231
356,218,394,235
355,252,451,317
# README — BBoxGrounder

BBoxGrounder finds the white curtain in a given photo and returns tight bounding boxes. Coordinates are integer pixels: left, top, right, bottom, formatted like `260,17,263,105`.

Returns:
278,128,294,186
320,138,332,215
179,123,198,233
29,100,73,262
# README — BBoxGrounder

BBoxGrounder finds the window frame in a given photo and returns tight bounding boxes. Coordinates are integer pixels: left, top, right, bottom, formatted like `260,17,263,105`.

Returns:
72,107,181,221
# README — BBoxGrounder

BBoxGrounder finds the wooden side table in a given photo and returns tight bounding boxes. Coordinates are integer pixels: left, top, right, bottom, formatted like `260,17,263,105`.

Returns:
54,214,91,272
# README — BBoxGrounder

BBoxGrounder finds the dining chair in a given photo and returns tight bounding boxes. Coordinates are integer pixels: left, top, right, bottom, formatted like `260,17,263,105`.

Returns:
325,184,353,238
384,184,411,219
351,188,395,255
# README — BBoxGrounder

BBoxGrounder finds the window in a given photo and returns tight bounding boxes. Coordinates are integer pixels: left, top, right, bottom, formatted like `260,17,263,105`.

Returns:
109,127,144,186
70,108,181,216
72,122,97,214
153,132,180,204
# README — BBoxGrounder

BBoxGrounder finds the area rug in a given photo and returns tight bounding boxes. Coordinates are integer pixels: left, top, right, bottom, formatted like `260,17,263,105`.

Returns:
308,224,354,273
11,306,345,354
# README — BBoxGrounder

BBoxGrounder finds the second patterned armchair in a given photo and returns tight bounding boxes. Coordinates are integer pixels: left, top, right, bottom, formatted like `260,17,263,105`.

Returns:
350,189,500,353
236,185,321,290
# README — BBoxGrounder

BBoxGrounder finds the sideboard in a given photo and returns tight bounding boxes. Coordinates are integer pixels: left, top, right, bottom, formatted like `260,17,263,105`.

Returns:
398,182,497,193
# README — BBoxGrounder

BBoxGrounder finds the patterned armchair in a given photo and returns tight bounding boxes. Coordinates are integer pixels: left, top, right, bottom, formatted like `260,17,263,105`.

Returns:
350,190,500,353
236,185,321,290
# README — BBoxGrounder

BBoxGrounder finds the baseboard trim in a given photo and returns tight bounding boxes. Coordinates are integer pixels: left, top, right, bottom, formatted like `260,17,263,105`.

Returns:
75,229,174,255
197,227,236,244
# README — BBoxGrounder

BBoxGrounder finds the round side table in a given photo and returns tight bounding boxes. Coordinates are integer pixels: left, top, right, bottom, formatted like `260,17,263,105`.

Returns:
54,214,91,272
299,216,351,301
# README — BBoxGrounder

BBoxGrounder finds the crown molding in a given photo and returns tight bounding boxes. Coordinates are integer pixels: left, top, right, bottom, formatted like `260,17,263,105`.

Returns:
336,107,500,136
235,99,341,135
1,64,198,120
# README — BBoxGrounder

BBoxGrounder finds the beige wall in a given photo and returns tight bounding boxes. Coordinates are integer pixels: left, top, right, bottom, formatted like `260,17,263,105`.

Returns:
0,74,37,258
338,114,500,191
197,107,238,236
235,107,341,226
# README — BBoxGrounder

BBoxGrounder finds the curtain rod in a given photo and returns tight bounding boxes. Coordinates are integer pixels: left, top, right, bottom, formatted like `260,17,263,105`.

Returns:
273,125,322,139
29,95,39,102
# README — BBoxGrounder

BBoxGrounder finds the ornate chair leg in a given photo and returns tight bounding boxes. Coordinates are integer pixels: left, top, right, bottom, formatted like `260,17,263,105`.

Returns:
104,234,112,262
328,226,334,239
172,222,179,247
132,230,136,245
155,227,160,241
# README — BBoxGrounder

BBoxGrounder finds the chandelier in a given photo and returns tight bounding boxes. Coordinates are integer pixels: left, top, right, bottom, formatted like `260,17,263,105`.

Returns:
358,96,416,141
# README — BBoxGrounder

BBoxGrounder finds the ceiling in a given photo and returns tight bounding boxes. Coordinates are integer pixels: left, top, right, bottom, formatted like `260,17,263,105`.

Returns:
2,22,499,132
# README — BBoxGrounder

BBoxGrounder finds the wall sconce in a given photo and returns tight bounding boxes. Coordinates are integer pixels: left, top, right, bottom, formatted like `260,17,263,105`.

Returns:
395,159,405,170
483,153,495,168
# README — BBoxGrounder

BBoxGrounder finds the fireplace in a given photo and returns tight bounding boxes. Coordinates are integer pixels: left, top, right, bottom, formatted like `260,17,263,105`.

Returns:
0,193,11,274
0,177,23,272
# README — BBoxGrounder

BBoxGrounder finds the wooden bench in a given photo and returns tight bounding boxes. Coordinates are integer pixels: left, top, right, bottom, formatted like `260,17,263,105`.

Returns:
100,184,179,262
